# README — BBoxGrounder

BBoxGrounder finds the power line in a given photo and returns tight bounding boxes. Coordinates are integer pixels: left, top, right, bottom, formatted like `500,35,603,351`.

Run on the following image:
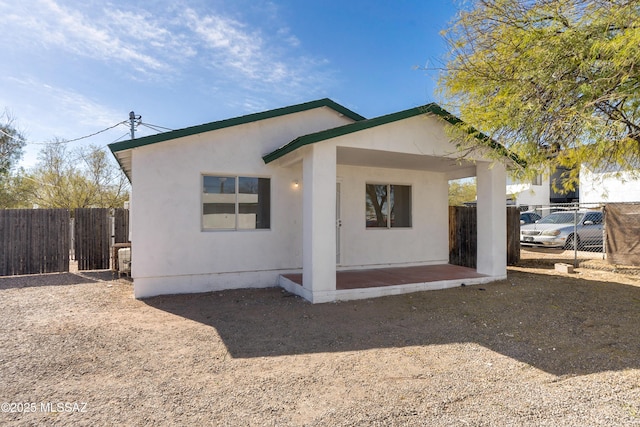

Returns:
110,132,132,144
2,121,130,146
139,122,174,133
2,114,174,147
144,122,173,131
34,121,130,145
127,113,173,138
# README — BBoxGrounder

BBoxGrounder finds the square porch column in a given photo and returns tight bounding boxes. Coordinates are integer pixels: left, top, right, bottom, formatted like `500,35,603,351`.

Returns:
476,161,507,278
302,144,337,302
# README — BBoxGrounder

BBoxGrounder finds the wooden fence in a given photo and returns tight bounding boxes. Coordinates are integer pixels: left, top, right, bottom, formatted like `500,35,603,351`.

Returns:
113,207,130,244
449,206,520,268
1,208,130,276
506,207,520,265
449,206,477,268
74,208,111,270
0,209,70,275
2,205,524,276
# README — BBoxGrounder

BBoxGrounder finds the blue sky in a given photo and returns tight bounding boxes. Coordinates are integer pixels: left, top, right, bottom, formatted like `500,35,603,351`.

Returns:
1,0,459,168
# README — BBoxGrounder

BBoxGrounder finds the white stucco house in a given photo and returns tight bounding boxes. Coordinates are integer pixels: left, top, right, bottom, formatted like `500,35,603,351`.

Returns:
109,98,509,303
580,164,640,204
508,163,640,208
506,175,550,208
507,166,581,208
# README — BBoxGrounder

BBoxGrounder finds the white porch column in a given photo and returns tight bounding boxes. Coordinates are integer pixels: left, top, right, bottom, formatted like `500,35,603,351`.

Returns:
302,144,337,302
476,161,507,277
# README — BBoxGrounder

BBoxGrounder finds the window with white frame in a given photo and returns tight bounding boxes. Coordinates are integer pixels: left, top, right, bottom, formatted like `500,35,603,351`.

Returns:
365,184,411,228
202,175,271,230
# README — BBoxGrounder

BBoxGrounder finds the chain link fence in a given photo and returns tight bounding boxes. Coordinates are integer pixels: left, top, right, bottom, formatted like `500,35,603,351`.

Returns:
518,202,606,267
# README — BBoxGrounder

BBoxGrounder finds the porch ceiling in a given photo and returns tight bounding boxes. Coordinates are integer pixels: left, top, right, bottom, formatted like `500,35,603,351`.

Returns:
337,147,476,173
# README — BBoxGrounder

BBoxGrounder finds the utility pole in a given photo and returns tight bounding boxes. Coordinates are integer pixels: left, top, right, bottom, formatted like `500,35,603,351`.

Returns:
129,111,141,139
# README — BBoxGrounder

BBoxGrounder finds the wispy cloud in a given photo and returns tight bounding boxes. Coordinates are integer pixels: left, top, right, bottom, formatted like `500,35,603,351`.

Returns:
2,0,169,75
184,8,265,78
181,7,310,86
0,0,341,160
103,8,197,65
0,0,345,169
0,0,334,97
0,0,336,89
3,76,125,140
181,6,336,100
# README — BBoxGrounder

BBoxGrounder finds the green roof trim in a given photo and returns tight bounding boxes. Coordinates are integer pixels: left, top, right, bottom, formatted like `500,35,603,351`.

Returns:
108,98,366,154
262,103,523,167
423,105,525,167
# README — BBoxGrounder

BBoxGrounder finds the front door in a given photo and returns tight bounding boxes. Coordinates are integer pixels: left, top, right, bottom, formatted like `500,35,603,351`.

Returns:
336,182,342,265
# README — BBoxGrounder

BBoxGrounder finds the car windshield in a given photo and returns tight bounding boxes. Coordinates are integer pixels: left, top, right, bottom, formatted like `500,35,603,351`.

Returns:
538,212,584,224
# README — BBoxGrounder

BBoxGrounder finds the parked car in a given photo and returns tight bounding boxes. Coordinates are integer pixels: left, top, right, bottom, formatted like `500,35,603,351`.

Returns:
520,211,541,224
520,210,603,249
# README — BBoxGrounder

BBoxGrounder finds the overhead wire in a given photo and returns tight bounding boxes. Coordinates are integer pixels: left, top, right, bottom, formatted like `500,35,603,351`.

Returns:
32,121,130,145
110,132,132,144
3,117,174,155
4,116,166,190
139,122,174,133
1,120,130,146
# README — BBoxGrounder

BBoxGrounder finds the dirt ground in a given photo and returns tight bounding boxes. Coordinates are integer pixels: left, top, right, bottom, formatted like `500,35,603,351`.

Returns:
1,263,639,426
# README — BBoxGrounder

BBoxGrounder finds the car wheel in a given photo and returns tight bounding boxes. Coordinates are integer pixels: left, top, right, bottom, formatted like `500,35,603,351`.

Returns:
564,234,580,250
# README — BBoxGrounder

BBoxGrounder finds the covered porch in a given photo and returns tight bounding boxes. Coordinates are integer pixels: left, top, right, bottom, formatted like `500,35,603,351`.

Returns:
264,104,509,303
279,264,492,302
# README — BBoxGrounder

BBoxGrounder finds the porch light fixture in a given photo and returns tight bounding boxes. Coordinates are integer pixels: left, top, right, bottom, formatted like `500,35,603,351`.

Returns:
293,180,300,188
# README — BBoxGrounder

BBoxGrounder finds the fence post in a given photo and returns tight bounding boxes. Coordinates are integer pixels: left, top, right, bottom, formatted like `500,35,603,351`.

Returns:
573,209,578,267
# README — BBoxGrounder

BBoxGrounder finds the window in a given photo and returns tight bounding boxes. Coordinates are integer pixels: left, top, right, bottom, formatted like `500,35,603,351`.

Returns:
365,184,411,228
584,212,602,225
532,174,543,186
202,175,270,230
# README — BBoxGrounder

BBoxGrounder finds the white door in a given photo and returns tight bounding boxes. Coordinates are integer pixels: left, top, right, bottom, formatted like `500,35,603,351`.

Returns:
336,182,342,265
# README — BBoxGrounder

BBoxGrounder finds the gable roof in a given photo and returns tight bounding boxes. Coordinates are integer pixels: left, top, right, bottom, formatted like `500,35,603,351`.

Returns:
263,103,522,166
109,98,366,181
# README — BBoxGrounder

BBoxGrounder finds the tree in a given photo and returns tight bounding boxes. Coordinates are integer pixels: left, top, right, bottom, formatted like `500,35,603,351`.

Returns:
0,112,28,207
366,184,388,226
449,178,477,206
0,170,37,208
438,0,640,189
0,111,25,176
24,142,129,209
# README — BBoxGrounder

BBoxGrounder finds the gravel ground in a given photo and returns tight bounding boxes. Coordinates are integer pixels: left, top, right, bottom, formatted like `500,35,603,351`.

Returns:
1,265,639,426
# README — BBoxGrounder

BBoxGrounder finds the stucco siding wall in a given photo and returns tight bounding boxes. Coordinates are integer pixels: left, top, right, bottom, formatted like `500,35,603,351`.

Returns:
337,164,449,268
325,114,454,268
130,149,302,282
337,114,460,157
581,169,640,203
507,181,550,207
130,108,346,297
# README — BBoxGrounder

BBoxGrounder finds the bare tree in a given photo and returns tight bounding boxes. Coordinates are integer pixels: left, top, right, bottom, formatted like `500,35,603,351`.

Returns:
25,142,129,209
